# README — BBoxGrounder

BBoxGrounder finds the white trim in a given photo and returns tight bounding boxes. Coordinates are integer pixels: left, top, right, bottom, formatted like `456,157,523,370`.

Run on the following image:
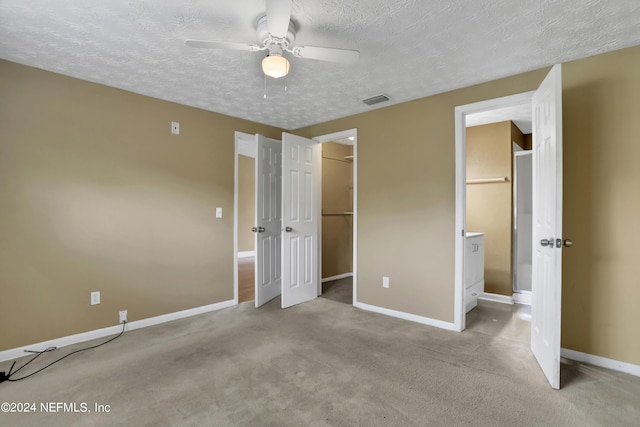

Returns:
512,292,532,305
238,250,255,258
313,129,358,306
478,292,514,305
0,300,235,363
322,272,353,283
355,302,457,331
237,135,257,158
561,348,640,378
454,91,536,332
234,131,254,306
454,105,466,332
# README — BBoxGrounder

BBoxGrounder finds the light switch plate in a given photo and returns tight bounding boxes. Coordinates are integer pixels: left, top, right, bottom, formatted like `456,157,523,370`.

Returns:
171,121,180,135
216,207,223,218
91,291,100,305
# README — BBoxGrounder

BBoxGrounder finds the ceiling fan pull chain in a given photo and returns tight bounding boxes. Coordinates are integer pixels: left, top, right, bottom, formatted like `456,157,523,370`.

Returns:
264,74,268,99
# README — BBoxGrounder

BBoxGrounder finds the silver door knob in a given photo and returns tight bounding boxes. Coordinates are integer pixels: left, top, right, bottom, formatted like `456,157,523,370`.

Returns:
285,226,293,232
257,226,266,233
251,227,258,233
540,238,553,247
563,239,573,247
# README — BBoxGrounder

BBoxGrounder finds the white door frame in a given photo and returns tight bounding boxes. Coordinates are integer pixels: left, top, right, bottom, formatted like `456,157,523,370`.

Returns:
453,92,535,331
233,131,257,304
312,129,358,306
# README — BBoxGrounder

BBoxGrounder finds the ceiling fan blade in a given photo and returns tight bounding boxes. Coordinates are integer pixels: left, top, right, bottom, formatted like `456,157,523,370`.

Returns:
266,0,292,38
185,40,262,51
291,46,360,64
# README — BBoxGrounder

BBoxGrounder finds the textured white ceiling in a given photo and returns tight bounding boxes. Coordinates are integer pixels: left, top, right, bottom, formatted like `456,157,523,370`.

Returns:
1,1,639,130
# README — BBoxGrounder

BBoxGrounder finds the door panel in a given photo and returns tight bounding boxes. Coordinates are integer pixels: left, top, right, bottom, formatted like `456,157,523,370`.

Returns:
531,64,563,389
254,134,282,307
281,133,320,308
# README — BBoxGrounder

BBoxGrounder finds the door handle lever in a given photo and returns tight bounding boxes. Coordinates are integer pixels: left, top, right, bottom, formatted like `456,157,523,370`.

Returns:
540,238,553,247
252,226,265,233
285,226,293,232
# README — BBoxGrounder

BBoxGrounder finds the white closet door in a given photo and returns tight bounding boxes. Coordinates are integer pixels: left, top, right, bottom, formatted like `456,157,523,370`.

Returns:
254,134,282,308
281,133,320,308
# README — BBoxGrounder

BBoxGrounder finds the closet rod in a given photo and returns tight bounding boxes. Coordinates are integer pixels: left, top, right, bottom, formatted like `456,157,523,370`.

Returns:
466,177,509,184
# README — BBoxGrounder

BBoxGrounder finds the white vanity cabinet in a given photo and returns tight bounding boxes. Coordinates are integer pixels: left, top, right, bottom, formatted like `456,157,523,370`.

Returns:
465,232,485,312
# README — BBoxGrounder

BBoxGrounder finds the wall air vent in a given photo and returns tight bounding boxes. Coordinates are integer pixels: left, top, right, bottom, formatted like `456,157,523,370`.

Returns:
361,94,391,106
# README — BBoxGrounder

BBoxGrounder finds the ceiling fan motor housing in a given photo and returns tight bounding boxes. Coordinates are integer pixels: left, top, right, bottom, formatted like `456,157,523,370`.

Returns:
257,15,296,49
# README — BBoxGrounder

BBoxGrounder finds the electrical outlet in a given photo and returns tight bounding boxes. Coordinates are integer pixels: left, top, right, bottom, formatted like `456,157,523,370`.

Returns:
119,310,128,323
383,276,390,288
91,291,100,305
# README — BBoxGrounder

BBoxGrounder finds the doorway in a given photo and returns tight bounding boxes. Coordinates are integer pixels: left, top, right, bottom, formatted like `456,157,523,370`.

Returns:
234,132,258,304
233,129,358,307
318,136,355,305
313,129,358,306
464,113,533,310
455,64,565,389
454,91,535,331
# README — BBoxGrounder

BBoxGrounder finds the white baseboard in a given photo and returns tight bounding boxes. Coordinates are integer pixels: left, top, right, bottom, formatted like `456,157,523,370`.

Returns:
354,302,457,331
561,348,640,378
238,251,255,258
322,272,353,283
478,292,514,305
0,299,235,363
512,292,532,305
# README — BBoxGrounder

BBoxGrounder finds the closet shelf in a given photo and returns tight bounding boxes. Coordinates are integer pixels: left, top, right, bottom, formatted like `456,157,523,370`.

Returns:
466,177,509,184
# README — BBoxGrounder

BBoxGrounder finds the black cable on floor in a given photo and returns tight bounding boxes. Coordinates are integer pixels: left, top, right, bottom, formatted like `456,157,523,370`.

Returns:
2,321,127,383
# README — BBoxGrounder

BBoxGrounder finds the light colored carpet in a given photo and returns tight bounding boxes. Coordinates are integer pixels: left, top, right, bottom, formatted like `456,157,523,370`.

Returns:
321,277,353,305
1,298,639,426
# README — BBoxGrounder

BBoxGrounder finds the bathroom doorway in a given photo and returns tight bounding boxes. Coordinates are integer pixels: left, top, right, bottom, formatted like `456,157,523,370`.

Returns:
456,91,535,331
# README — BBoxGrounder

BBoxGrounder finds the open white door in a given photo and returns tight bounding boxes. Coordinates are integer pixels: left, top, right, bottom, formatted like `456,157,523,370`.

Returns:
254,134,282,308
281,133,321,308
531,64,563,389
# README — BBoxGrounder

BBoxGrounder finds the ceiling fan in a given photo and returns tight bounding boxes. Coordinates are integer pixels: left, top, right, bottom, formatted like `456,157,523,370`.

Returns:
185,0,360,78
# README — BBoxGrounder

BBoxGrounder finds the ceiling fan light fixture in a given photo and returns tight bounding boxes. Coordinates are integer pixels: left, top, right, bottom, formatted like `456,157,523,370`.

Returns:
262,53,289,78
262,44,289,78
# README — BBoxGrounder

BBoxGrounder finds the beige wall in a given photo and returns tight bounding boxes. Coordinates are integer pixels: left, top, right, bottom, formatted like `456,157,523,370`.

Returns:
297,45,640,366
295,70,548,323
238,155,255,253
561,46,640,364
322,142,353,278
3,44,640,366
0,60,282,350
466,122,513,296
